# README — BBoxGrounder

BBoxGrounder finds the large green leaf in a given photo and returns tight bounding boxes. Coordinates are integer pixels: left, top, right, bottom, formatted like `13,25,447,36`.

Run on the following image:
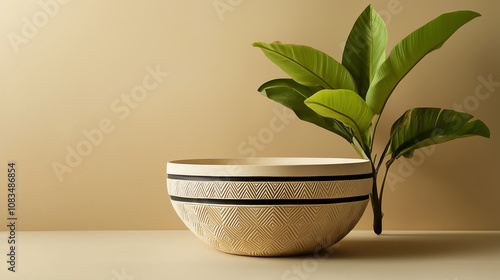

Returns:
258,79,354,143
253,42,357,92
365,11,481,114
388,108,490,160
342,4,387,99
305,89,374,147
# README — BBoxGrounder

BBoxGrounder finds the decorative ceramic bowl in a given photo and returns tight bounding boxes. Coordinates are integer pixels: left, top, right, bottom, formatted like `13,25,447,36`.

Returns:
167,158,372,256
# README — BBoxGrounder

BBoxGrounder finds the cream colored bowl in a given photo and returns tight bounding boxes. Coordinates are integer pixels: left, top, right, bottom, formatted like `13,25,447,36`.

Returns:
167,158,372,256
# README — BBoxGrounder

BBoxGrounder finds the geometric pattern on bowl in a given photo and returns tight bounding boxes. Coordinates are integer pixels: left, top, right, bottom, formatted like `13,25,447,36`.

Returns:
167,158,373,257
171,200,368,256
167,179,372,200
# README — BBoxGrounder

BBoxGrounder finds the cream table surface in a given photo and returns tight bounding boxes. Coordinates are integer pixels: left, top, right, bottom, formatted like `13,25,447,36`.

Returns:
1,230,499,280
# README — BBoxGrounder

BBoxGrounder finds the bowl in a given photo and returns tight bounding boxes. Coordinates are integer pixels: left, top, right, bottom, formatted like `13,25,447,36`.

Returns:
167,157,372,256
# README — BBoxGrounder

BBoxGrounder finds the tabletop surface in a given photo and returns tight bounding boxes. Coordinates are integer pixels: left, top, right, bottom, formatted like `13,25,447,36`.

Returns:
1,230,499,280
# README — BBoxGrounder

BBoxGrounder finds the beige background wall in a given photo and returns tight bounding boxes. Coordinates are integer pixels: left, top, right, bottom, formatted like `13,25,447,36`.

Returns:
0,0,499,231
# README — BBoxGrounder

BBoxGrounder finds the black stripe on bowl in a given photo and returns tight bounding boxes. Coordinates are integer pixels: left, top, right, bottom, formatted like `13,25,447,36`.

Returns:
167,173,373,182
169,195,369,206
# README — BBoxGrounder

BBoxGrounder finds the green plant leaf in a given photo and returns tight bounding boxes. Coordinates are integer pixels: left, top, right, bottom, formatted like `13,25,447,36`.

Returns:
342,4,387,99
253,42,357,92
365,11,481,114
388,108,490,161
305,89,374,149
258,79,354,143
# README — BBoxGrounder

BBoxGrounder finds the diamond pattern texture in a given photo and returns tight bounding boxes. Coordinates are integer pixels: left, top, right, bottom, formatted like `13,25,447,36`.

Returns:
171,200,368,256
168,177,372,256
167,179,372,199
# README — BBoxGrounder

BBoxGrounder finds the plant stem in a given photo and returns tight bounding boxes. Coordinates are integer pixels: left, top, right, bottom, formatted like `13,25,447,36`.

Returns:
370,170,383,235
370,129,397,235
371,158,393,235
379,160,392,207
370,115,382,151
369,116,384,235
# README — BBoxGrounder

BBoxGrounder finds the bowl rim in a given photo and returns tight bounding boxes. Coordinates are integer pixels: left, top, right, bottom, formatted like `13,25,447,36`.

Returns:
167,157,372,177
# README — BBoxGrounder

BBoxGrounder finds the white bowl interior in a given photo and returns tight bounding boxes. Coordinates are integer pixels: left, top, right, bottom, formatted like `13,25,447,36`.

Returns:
167,157,372,177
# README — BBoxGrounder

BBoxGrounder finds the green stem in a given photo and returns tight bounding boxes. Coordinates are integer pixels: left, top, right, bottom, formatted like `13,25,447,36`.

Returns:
375,141,391,174
372,159,394,235
369,162,382,235
357,130,370,159
370,115,382,151
371,175,383,235
378,163,391,206
370,114,392,235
